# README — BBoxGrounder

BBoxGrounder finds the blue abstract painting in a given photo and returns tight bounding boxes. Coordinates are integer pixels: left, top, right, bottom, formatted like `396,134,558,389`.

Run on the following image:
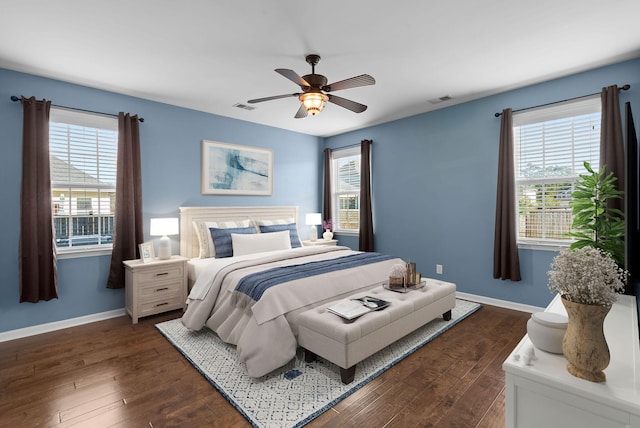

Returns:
201,140,273,195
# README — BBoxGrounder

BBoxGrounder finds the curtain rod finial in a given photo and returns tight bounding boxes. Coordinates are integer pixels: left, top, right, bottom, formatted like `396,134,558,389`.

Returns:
495,112,502,117
10,95,20,102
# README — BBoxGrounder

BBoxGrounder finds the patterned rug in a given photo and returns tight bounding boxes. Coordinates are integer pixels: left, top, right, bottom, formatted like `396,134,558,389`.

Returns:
156,299,480,428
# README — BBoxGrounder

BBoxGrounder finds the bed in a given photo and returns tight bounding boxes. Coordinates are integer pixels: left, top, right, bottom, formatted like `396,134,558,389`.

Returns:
178,206,405,377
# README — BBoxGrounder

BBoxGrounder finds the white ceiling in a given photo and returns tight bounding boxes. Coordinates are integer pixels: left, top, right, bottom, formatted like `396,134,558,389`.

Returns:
3,0,640,137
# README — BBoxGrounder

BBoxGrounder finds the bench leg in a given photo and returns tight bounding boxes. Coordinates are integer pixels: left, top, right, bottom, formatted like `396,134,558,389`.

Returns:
340,366,356,384
443,310,452,321
304,349,317,363
306,349,355,384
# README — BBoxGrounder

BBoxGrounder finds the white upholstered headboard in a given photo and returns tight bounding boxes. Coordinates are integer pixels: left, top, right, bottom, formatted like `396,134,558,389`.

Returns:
179,206,299,259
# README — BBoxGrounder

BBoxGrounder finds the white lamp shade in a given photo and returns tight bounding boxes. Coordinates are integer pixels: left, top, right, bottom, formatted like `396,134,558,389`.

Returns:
305,213,321,242
305,213,322,226
150,218,178,260
150,218,179,237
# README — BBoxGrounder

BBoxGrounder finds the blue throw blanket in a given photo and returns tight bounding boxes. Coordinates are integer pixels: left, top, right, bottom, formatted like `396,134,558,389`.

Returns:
234,252,395,304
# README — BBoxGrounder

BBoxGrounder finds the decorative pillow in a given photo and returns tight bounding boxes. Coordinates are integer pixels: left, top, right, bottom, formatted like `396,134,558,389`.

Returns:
254,217,295,227
231,230,291,256
257,222,302,248
209,226,256,258
193,219,251,258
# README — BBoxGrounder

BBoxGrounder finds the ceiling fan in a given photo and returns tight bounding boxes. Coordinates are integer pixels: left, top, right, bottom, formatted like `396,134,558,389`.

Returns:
247,54,375,118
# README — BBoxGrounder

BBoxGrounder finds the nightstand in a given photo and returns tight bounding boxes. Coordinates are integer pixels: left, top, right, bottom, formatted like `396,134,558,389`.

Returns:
123,255,188,324
302,239,338,246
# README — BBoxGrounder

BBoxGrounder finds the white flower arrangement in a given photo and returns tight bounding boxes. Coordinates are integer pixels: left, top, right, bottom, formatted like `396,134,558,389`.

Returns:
389,263,406,279
548,246,626,307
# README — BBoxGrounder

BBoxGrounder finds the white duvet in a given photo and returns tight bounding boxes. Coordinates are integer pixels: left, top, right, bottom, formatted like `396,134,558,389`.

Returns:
181,246,404,377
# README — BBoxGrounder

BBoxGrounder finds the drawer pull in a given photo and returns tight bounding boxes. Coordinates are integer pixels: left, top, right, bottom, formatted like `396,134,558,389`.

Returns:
155,302,169,307
156,272,169,276
155,287,169,292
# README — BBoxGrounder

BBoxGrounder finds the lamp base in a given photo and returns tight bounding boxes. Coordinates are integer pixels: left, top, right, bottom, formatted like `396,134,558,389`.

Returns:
309,225,317,242
157,236,172,260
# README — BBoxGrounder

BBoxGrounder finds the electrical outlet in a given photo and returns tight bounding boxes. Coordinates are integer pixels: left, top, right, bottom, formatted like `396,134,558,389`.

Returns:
436,264,443,275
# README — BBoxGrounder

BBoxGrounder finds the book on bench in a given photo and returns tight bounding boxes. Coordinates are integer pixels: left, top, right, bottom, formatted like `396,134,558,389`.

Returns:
327,296,390,320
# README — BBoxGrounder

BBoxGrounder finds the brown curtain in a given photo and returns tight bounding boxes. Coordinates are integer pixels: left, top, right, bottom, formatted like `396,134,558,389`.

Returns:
600,85,625,214
359,139,374,252
19,97,58,302
106,113,143,289
493,109,521,281
323,148,332,226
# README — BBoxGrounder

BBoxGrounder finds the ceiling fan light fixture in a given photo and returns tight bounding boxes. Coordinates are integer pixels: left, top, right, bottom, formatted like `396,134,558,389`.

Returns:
248,55,374,118
299,92,328,115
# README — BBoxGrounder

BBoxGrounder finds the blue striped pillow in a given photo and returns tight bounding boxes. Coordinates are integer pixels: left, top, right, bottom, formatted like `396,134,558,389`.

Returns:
258,223,301,248
209,226,256,258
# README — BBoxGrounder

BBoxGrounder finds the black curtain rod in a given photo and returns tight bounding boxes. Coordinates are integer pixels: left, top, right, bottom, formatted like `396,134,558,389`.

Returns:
10,95,145,122
330,140,372,151
494,84,631,118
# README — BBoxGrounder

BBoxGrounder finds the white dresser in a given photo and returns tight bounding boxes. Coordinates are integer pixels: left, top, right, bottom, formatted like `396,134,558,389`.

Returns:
503,294,640,428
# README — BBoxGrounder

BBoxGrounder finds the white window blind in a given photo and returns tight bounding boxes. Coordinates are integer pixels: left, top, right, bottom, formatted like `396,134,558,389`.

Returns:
49,107,118,251
514,95,601,247
331,146,361,233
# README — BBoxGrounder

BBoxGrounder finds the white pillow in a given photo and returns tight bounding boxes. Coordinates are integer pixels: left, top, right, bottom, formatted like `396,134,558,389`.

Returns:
193,219,252,258
253,217,296,227
231,230,291,256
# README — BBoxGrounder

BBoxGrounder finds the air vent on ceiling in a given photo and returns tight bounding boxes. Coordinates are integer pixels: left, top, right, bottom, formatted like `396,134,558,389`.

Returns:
233,103,255,111
428,95,452,104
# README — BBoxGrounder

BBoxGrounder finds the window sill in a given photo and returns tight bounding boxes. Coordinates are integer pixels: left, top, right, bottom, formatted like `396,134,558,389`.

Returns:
57,246,113,260
334,230,359,237
517,241,569,252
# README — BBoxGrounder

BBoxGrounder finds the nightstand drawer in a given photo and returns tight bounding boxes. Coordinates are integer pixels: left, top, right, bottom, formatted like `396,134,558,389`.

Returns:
136,264,184,284
139,295,184,317
138,280,183,300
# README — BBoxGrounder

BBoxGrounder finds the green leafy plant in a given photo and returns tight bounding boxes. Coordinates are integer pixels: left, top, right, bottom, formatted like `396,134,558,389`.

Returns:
568,161,624,265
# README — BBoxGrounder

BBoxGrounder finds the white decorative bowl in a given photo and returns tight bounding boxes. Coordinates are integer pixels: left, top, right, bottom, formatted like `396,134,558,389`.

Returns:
526,312,568,354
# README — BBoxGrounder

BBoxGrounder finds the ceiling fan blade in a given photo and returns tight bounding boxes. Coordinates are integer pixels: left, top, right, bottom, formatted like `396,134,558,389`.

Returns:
247,93,300,104
323,74,375,92
327,94,368,113
294,104,308,119
275,68,310,89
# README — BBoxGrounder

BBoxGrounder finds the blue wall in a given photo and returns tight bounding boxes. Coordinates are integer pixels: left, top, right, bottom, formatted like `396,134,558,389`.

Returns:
327,58,640,308
0,68,322,333
1,58,639,333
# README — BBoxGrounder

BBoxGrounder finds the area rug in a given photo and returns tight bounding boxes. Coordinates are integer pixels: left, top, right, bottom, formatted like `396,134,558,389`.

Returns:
156,299,480,428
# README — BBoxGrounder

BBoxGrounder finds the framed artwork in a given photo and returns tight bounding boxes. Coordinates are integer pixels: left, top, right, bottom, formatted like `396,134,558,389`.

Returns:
201,140,273,195
139,242,155,263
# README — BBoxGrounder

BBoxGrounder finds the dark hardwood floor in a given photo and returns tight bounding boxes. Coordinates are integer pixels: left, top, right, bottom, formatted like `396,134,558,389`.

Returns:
0,304,529,427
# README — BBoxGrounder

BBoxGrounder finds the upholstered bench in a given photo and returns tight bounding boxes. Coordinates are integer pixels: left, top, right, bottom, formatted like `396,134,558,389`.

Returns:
297,279,456,383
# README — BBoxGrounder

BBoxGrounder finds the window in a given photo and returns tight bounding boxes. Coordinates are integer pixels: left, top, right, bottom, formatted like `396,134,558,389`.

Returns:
331,147,361,233
49,107,118,252
514,96,601,248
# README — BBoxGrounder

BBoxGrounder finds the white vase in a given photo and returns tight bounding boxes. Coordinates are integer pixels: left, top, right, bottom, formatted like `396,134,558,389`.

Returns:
323,229,333,240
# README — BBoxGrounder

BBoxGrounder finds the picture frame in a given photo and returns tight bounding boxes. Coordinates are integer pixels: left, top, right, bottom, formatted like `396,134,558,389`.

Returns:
139,242,155,263
201,140,273,195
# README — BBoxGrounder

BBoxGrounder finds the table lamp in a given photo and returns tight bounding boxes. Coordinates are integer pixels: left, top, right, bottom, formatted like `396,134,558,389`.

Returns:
305,213,322,242
150,217,179,260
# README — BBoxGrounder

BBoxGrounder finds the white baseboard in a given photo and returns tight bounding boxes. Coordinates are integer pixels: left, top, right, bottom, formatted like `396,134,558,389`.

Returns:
456,292,545,314
0,293,543,343
0,308,127,343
